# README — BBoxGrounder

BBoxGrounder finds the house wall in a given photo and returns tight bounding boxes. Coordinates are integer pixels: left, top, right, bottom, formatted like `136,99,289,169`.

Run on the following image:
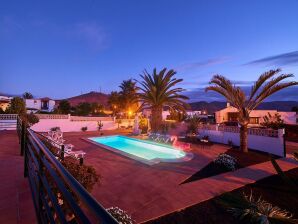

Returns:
48,100,55,112
142,109,170,120
198,125,285,157
215,106,296,125
26,99,41,110
30,114,117,132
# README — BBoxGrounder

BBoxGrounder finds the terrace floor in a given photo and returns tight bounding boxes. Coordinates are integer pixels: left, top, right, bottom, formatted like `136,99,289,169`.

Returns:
0,131,36,224
63,131,298,223
1,130,297,224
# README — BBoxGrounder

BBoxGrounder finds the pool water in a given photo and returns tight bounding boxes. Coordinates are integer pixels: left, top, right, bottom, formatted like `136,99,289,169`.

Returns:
88,135,186,162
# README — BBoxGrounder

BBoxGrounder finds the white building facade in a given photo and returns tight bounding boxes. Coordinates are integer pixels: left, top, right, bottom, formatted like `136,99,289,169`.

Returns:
215,104,297,126
26,97,55,113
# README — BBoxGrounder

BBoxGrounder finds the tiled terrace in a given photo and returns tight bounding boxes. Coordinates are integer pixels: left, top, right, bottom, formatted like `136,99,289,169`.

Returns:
1,130,297,223
63,131,298,223
0,131,36,224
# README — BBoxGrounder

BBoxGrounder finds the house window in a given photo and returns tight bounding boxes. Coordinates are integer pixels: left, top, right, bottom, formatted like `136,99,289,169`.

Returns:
249,117,259,124
34,100,37,104
41,101,49,110
227,112,239,122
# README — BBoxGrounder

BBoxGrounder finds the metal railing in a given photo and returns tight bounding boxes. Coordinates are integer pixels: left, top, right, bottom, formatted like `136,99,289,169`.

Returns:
17,117,118,224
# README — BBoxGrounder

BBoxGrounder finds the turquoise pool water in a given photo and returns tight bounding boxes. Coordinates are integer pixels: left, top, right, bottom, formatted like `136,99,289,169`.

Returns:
88,135,186,161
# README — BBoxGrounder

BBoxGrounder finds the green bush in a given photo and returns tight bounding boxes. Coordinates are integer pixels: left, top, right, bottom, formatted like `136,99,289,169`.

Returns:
50,126,61,131
97,121,103,131
61,157,99,192
6,97,26,114
81,126,88,132
186,115,201,134
23,113,39,127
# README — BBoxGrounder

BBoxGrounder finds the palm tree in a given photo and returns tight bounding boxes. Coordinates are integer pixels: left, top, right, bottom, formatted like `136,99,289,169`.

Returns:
23,92,33,99
107,91,121,116
206,69,298,152
137,68,189,131
119,79,139,116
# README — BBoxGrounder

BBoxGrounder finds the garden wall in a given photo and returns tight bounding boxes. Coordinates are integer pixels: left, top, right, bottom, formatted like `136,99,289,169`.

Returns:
0,114,18,130
198,125,285,157
31,114,118,132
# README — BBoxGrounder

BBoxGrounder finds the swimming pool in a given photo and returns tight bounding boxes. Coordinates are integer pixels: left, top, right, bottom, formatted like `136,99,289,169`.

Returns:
87,135,192,165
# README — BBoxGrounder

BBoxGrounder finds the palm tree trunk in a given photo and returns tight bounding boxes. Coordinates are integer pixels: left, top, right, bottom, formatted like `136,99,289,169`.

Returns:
151,106,162,132
240,124,248,153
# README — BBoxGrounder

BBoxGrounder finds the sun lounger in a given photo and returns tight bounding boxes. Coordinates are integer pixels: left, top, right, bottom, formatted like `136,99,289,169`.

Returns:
67,150,86,158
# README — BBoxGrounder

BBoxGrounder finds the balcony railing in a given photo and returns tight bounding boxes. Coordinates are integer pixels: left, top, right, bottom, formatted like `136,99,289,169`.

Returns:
17,117,118,224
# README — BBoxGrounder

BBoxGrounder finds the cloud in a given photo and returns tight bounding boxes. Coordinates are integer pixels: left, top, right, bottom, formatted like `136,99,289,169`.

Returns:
176,57,231,71
75,22,107,51
246,51,298,66
185,85,298,102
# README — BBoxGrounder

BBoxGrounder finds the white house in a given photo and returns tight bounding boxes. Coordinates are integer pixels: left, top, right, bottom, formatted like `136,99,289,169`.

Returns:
142,108,170,120
215,103,297,126
26,97,56,113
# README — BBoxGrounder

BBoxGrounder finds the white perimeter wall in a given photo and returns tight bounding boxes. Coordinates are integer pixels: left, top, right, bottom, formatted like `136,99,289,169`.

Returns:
31,118,117,132
198,128,285,157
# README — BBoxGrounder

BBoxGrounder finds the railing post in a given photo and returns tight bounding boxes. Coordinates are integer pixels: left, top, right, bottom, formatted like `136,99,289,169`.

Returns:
37,148,44,222
24,131,28,177
21,120,26,156
61,145,65,161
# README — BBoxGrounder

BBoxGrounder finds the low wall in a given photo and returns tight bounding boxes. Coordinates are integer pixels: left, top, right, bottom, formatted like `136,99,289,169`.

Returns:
198,125,285,157
0,114,17,130
31,115,117,132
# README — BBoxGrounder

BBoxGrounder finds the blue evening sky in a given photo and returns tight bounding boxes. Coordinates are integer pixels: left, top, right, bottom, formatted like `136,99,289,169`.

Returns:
1,0,298,101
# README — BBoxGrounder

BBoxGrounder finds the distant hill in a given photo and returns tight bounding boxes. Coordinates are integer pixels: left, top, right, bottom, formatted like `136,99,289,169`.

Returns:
189,101,298,114
59,91,109,107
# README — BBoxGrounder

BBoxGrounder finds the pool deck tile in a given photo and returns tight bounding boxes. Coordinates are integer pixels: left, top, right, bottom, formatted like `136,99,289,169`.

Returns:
63,131,298,223
0,131,36,224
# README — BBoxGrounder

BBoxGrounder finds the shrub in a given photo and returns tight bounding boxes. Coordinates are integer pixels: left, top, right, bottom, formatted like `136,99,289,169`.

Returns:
186,115,201,134
261,112,285,130
81,126,88,132
160,122,169,134
228,139,233,147
97,121,103,131
57,100,71,114
6,97,26,114
61,157,99,192
50,126,61,131
214,153,237,171
227,191,295,224
107,207,134,224
139,116,148,134
22,113,39,127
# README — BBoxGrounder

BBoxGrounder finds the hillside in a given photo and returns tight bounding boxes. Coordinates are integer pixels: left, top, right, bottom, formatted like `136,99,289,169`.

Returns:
60,91,109,107
189,101,298,114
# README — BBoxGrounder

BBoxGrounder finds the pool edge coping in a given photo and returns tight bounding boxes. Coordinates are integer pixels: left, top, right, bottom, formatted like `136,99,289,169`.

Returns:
82,135,193,166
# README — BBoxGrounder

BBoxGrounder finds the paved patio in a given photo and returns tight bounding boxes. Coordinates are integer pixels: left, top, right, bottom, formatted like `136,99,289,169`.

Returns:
63,131,298,223
0,131,36,224
1,130,297,223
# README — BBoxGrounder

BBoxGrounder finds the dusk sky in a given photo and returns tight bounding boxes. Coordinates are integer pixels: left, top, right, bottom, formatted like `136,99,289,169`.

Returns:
1,0,298,101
